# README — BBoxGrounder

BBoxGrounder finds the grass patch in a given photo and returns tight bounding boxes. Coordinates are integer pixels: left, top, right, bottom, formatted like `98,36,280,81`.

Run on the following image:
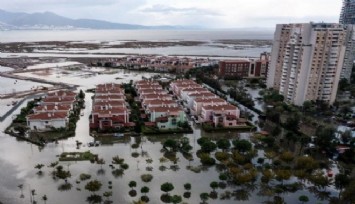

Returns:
59,151,98,162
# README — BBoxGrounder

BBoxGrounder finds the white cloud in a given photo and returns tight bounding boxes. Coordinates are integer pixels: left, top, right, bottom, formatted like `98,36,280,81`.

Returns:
0,0,343,28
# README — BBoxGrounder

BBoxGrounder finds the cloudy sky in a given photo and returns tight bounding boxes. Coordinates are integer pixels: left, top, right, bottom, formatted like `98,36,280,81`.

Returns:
1,0,343,28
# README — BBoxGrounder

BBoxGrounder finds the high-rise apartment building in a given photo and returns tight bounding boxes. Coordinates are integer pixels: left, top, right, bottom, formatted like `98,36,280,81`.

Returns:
340,0,355,81
267,23,348,106
340,0,355,25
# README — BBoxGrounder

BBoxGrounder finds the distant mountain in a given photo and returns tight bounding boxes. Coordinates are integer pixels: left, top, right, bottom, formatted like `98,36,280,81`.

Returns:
0,9,177,30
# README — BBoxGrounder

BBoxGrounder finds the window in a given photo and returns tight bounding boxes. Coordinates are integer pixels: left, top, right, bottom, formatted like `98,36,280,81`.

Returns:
171,118,177,125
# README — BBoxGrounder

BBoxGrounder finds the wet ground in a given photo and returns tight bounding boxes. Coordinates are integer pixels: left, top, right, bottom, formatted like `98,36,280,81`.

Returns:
0,68,337,204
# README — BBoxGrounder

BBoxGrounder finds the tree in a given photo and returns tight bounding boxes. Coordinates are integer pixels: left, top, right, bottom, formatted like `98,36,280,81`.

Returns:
85,180,102,195
97,158,105,170
42,195,48,204
315,126,336,151
200,141,217,153
298,195,309,204
233,139,252,153
78,89,85,100
171,195,182,204
141,186,149,195
210,181,219,192
275,169,292,185
34,164,45,175
200,193,209,204
279,151,294,164
163,139,178,152
161,182,174,195
184,183,191,191
284,114,300,132
217,139,231,151
335,174,350,199
129,181,137,190
103,191,112,202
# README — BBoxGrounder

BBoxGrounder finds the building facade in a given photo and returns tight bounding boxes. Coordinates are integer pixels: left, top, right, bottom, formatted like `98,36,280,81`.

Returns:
267,23,348,105
218,60,250,78
340,0,355,25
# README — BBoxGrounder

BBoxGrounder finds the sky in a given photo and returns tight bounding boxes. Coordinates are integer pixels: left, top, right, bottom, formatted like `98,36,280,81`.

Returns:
0,0,343,28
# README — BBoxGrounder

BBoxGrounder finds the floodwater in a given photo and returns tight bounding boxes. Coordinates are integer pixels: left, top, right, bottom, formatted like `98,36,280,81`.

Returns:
0,70,337,204
0,77,51,96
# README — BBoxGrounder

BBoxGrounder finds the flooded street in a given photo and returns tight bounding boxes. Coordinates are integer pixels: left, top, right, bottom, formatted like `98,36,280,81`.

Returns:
0,67,337,204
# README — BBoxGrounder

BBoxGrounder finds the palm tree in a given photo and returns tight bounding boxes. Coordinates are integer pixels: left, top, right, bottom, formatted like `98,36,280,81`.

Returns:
200,193,209,204
85,180,102,195
129,181,137,190
141,186,149,195
35,164,45,175
161,182,174,195
18,184,24,198
42,195,47,204
298,195,309,204
97,158,105,170
210,181,218,193
103,191,112,203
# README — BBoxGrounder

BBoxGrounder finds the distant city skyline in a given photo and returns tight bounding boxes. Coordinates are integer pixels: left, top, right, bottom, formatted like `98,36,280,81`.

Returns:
0,0,343,28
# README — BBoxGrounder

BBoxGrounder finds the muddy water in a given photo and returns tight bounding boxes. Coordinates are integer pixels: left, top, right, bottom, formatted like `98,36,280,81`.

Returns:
0,70,334,204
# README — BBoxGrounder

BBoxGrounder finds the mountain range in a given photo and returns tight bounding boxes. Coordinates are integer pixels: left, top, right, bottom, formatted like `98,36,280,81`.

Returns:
0,9,179,30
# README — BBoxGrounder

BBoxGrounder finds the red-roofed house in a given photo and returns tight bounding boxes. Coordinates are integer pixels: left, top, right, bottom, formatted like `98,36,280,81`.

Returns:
141,94,173,103
144,99,178,109
33,104,72,115
148,107,186,129
170,79,199,96
94,95,125,102
185,92,217,109
27,112,68,130
180,87,210,101
200,104,240,127
41,96,76,107
90,107,129,130
46,91,77,98
192,98,228,115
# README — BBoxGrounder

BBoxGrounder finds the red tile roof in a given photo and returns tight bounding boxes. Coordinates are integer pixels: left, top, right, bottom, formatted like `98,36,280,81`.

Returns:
93,101,126,107
149,106,182,113
42,97,76,103
27,112,68,120
202,104,238,111
47,91,77,97
34,104,72,112
194,98,226,103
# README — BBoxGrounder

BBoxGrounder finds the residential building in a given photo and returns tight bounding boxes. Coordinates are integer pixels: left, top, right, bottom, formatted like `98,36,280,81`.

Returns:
90,107,130,130
200,105,241,127
144,99,178,109
340,0,355,25
192,98,228,115
219,60,250,78
90,83,130,130
33,104,72,115
249,52,270,78
267,23,348,105
27,112,68,131
179,87,210,101
148,107,186,130
185,92,218,110
170,79,198,96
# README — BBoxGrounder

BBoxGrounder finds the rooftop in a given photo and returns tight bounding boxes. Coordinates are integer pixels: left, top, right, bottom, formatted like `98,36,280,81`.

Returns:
27,112,68,120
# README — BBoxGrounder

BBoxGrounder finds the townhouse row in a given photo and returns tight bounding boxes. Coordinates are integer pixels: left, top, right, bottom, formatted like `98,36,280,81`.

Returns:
101,55,218,73
170,79,244,127
89,83,131,131
26,90,78,131
135,80,187,130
